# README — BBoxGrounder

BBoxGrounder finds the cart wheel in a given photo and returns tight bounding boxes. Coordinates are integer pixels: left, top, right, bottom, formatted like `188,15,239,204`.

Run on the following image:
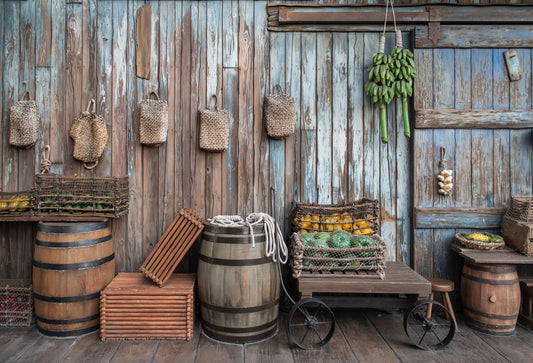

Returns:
403,299,455,350
287,298,335,350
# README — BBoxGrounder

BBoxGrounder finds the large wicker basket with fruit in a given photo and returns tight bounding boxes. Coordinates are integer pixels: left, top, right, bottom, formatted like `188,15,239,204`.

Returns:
291,199,379,236
455,232,505,251
291,231,386,279
0,191,33,216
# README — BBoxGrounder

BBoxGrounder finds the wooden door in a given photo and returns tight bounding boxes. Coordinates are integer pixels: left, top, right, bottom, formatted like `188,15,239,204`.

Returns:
412,26,533,282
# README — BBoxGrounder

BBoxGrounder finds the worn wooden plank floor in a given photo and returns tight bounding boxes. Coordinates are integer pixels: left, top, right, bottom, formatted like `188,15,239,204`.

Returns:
1,310,533,363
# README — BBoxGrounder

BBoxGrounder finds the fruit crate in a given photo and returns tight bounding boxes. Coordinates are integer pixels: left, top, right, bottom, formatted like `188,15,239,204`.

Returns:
0,279,33,327
290,232,387,279
0,191,33,216
34,174,129,218
291,199,380,235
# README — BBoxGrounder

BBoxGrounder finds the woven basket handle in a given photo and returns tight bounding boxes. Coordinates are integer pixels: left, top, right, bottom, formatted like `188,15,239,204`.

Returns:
149,91,160,101
85,98,96,115
273,84,283,95
20,90,32,101
209,95,219,111
83,160,99,170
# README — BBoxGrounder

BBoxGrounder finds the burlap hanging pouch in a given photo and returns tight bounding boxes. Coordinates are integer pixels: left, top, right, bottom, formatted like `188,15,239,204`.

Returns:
9,91,40,148
70,99,108,170
139,91,168,147
199,95,229,152
264,84,295,139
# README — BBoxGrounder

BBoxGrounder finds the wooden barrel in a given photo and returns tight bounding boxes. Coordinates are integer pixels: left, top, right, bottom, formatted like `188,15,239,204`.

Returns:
33,221,115,337
197,222,280,343
461,261,520,335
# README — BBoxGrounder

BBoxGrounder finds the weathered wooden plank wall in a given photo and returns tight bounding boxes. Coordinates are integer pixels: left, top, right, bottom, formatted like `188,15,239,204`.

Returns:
413,44,533,282
0,0,412,279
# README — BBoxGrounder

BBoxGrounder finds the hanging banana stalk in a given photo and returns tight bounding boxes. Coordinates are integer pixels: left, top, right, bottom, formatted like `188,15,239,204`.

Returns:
365,34,394,143
390,30,416,138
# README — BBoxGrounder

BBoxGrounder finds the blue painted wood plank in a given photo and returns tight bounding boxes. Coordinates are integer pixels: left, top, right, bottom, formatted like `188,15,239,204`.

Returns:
301,32,317,204
316,32,332,205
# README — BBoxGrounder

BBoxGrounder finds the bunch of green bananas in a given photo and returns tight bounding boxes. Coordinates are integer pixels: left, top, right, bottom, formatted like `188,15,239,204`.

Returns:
390,47,416,137
365,51,394,143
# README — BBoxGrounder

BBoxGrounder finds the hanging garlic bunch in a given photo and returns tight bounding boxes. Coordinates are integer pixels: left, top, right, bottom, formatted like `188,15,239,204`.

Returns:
437,147,453,196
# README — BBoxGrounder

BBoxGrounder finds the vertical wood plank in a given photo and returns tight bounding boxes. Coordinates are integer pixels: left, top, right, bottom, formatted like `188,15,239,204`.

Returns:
413,47,433,276
432,48,456,279
0,0,4,192
49,0,66,172
347,32,364,202
492,48,510,208
269,31,285,223
380,31,397,260
64,2,83,176
301,32,317,204
316,32,332,205
238,0,254,216
395,30,412,265
332,33,348,204
135,3,151,80
471,49,494,208
142,0,160,262
173,2,183,216
285,31,301,235
206,0,223,218
253,1,270,213
36,0,52,67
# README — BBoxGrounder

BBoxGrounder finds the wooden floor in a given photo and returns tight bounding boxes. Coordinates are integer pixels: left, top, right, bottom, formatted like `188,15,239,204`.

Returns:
1,310,533,363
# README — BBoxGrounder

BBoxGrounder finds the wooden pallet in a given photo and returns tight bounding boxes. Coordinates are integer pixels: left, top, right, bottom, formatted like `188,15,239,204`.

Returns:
100,273,195,341
140,208,204,286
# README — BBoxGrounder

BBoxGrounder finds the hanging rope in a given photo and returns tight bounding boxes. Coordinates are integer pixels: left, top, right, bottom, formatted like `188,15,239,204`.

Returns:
40,145,52,174
208,213,288,264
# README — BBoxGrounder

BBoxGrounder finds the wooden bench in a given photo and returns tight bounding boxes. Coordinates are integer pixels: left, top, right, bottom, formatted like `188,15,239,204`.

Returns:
297,261,432,310
520,277,533,330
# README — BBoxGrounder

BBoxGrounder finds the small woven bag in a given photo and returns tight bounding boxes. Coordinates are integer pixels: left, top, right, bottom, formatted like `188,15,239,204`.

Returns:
139,91,168,147
9,91,40,148
199,95,229,152
264,84,295,139
69,99,108,170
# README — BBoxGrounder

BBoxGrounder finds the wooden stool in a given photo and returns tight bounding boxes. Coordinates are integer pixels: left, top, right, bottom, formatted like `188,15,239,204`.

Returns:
426,277,459,331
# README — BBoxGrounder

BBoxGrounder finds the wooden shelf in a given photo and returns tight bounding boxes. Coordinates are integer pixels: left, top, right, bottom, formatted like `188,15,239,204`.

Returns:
0,215,108,222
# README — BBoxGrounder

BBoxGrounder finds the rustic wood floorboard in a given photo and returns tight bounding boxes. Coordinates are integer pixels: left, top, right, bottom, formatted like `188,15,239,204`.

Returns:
152,318,201,363
109,340,159,363
0,327,41,362
11,334,78,363
335,310,400,362
1,311,533,362
244,314,294,363
61,331,120,363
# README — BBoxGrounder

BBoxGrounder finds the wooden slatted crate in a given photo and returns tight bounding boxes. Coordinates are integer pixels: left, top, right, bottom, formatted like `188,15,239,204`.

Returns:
100,273,195,341
140,208,204,286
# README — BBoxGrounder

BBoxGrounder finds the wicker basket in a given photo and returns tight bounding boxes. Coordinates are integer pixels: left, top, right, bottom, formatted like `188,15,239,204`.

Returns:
291,199,380,235
0,279,33,327
9,91,39,149
506,196,533,223
34,174,129,218
455,233,505,251
290,232,386,279
0,191,33,216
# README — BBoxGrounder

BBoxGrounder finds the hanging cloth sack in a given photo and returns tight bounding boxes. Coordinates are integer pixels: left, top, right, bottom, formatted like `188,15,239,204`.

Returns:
199,95,229,152
9,91,40,148
264,84,295,139
139,91,168,147
69,99,108,170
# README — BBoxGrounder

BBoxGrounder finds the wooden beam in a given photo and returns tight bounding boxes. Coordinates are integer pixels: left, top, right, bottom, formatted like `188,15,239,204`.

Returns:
415,207,507,229
416,25,533,48
415,109,533,129
279,9,428,24
135,3,151,79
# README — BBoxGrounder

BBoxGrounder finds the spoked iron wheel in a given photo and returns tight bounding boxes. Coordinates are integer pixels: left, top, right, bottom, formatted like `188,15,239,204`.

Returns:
287,298,335,350
403,299,455,350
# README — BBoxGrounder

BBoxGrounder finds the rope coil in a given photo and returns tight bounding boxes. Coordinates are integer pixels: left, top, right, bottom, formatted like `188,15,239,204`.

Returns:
208,213,288,264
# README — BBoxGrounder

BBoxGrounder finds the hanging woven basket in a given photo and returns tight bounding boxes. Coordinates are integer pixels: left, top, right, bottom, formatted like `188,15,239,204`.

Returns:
199,95,230,152
264,84,295,139
9,91,39,149
139,91,169,147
